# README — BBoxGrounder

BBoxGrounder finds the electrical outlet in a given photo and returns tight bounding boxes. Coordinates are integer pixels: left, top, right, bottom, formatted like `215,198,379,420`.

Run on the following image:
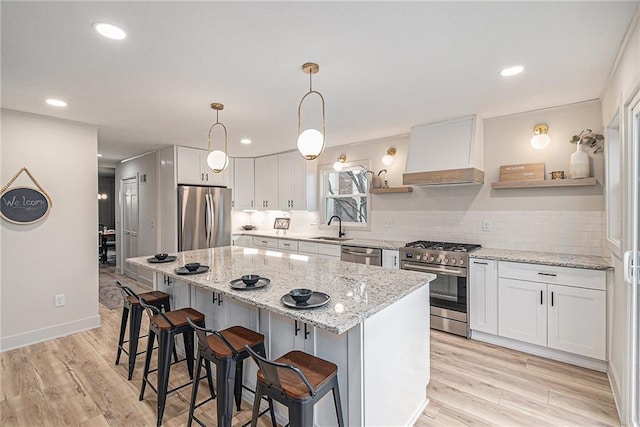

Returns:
482,220,492,232
384,218,393,228
54,294,65,307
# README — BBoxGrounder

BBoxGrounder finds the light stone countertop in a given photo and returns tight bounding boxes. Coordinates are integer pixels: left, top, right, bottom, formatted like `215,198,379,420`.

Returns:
233,230,407,251
470,248,612,270
127,246,434,334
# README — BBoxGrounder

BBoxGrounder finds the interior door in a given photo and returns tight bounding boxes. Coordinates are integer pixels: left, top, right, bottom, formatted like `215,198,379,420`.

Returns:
122,177,139,278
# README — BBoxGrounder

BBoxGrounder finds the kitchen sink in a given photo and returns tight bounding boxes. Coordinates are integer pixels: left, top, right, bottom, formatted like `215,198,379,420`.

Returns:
310,236,353,241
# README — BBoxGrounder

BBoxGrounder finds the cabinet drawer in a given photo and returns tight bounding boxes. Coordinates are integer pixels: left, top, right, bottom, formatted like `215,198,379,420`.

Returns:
298,241,319,254
278,239,299,252
318,243,341,257
253,237,278,249
498,261,605,291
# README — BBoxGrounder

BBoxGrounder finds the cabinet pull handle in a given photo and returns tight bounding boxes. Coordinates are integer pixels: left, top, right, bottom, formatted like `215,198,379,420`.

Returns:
218,293,223,306
251,200,254,208
232,200,234,208
551,291,554,307
473,261,489,265
290,200,293,208
394,255,398,266
540,290,543,305
206,173,209,181
304,323,310,339
294,320,300,336
538,272,557,277
212,292,217,304
164,276,172,286
266,201,268,208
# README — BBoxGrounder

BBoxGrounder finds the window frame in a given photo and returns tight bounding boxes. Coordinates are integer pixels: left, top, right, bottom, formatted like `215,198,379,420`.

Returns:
318,160,371,231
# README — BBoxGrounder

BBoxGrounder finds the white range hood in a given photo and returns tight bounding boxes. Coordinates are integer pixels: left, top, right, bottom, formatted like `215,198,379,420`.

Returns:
403,115,484,185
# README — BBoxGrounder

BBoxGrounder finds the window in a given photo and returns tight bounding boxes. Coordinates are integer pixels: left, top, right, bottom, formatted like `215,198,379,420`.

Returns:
319,162,370,227
606,111,622,252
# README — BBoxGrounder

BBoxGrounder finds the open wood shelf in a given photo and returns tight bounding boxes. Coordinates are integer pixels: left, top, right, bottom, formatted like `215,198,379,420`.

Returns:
491,177,598,189
370,186,413,194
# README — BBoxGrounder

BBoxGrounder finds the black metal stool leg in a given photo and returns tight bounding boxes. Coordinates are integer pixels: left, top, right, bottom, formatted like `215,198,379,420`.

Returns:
332,379,345,427
290,402,313,427
163,299,179,364
139,330,155,400
115,305,129,366
267,397,277,427
187,353,204,427
215,357,236,427
127,305,143,380
204,359,216,399
250,382,264,427
183,329,195,380
156,330,174,426
234,360,243,411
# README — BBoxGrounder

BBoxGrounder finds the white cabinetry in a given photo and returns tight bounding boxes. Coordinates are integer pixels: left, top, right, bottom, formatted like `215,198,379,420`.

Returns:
497,261,606,360
318,243,341,259
382,250,399,269
254,155,279,210
233,158,255,209
278,239,298,254
233,235,253,248
252,236,278,250
298,241,320,256
277,151,317,211
176,146,229,186
469,259,498,335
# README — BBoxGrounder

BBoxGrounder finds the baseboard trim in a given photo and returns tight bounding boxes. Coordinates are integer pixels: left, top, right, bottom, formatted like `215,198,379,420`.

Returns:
608,362,624,424
408,397,429,426
1,315,101,352
471,330,608,372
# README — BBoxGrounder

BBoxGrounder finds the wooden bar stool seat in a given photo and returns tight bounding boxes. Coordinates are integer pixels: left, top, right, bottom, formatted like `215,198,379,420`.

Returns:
139,300,213,427
115,282,173,380
246,347,345,427
186,318,276,427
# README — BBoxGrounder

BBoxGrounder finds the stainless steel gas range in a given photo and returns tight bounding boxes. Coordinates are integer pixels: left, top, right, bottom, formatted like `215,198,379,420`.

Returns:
399,241,481,338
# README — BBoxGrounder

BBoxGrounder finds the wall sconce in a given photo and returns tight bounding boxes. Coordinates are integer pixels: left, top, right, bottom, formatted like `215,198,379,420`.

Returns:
381,147,396,166
297,62,326,160
334,154,346,171
530,124,550,149
207,102,229,173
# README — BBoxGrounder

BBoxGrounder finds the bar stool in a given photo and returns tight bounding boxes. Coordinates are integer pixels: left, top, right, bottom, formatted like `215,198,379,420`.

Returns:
114,281,174,380
186,317,276,427
245,346,345,427
138,299,214,426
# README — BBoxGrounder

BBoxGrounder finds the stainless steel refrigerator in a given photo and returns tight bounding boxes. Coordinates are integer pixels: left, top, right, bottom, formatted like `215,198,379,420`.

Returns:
178,185,232,251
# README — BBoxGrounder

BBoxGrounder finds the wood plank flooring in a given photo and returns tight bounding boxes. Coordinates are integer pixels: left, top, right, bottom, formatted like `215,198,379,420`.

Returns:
1,265,620,426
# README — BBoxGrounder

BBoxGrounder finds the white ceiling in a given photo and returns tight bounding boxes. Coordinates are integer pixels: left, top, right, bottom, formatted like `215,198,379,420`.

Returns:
2,1,637,163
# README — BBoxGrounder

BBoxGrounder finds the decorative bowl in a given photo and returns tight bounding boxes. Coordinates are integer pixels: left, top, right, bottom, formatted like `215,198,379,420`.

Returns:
241,225,256,230
184,262,201,272
289,288,313,304
241,274,260,286
154,253,168,260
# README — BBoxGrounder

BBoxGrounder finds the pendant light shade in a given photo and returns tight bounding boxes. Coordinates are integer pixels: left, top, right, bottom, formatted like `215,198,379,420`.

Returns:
297,62,326,160
207,103,229,173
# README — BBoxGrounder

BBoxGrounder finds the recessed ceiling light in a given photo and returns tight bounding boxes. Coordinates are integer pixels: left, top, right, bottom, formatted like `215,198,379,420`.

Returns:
500,65,524,77
240,139,252,144
97,154,103,157
46,98,67,107
92,22,126,40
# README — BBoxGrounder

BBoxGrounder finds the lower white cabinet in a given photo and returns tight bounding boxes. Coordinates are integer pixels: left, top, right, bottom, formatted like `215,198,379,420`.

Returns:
318,243,341,259
382,250,399,269
469,259,498,334
233,235,253,248
494,261,606,360
498,278,547,347
547,283,606,359
252,236,278,250
278,239,298,254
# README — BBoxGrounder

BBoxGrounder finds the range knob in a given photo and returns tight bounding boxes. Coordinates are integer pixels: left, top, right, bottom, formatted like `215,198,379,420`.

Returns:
437,257,443,264
459,259,464,265
416,255,421,260
451,258,457,264
429,256,435,262
443,257,449,264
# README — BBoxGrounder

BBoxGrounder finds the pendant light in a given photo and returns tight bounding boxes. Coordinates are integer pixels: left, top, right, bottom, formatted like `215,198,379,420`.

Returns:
297,62,326,160
207,103,229,173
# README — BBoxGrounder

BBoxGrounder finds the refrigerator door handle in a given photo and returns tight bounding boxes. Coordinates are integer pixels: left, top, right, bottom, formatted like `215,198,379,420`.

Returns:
204,193,211,245
208,193,215,247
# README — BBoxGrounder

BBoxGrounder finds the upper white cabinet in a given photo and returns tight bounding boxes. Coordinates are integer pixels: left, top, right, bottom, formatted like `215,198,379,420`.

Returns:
382,250,400,269
254,155,279,210
469,258,498,335
233,158,255,209
176,146,229,186
278,151,317,211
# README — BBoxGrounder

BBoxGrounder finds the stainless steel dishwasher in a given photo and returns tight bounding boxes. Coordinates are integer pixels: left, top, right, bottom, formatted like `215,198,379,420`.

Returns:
341,245,382,266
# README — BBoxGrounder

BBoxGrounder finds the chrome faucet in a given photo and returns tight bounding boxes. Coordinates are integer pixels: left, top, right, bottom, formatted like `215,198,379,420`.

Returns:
327,215,345,238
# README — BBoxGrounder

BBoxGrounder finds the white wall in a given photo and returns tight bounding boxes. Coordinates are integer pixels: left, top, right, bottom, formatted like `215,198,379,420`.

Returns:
1,110,100,351
599,10,640,424
115,152,158,286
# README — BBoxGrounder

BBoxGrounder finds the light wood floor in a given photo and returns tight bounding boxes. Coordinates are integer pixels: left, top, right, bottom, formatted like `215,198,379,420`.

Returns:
1,265,620,426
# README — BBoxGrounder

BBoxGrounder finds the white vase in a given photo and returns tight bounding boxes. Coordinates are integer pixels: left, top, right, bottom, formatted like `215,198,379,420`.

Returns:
569,142,590,178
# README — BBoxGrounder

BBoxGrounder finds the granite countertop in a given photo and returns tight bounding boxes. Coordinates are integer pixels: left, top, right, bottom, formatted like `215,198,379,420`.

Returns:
127,246,434,334
470,248,612,270
233,230,406,251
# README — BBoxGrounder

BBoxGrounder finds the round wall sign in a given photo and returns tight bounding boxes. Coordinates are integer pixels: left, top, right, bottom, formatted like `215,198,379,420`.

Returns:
1,187,51,224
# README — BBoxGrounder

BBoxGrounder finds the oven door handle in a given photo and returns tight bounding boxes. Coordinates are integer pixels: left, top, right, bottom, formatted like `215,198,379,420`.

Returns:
401,262,467,277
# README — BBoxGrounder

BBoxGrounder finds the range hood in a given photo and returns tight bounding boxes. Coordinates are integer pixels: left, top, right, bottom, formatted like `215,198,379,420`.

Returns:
403,115,484,186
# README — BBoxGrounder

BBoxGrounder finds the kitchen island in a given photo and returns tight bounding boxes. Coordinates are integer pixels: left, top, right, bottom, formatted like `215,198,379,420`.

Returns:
127,246,435,426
